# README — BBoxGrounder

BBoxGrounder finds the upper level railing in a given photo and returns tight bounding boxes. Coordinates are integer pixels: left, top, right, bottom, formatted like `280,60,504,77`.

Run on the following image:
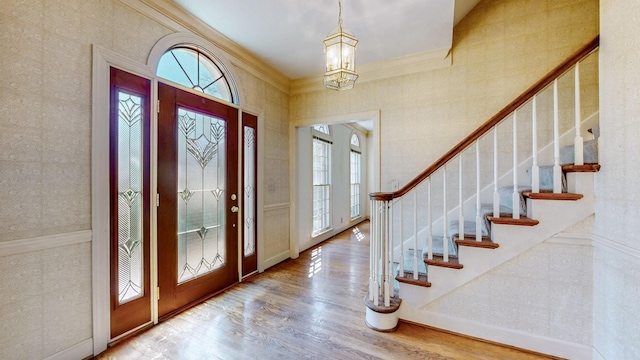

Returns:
367,36,600,308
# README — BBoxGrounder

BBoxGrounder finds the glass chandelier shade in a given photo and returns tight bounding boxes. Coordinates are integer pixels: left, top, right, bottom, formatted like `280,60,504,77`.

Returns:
323,0,358,90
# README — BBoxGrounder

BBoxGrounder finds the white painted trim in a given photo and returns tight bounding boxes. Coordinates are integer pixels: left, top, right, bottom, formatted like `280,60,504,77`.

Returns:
262,250,291,270
42,338,93,360
289,121,299,260
91,44,155,355
592,234,640,266
546,232,593,246
264,203,290,212
147,32,244,106
290,110,381,261
365,308,400,331
0,230,91,257
410,310,592,360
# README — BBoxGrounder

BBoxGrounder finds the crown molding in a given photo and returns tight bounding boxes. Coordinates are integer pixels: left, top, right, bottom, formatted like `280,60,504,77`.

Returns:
121,0,291,94
291,47,452,95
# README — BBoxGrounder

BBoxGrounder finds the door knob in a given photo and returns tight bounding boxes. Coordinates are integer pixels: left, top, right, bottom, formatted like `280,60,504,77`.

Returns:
231,206,239,213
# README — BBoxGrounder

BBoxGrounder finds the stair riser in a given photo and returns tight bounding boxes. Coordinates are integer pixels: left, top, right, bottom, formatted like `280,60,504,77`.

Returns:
566,172,595,195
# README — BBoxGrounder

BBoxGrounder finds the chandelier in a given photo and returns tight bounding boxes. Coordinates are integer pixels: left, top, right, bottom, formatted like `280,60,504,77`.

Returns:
323,0,358,90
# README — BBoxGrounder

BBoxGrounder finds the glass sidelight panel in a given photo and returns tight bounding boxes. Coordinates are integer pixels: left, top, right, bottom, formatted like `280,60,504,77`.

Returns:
176,107,227,283
117,91,144,304
243,126,256,257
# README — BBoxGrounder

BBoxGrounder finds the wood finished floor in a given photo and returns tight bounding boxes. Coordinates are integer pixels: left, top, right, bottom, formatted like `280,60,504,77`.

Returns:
96,221,556,360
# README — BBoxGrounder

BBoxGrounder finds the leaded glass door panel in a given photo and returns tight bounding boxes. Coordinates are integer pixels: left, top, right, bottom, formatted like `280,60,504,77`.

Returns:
157,83,239,319
109,68,152,338
241,112,258,276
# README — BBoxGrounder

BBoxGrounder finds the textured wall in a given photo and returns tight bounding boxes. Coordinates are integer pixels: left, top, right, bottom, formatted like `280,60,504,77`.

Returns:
424,238,594,346
0,0,290,357
594,0,640,358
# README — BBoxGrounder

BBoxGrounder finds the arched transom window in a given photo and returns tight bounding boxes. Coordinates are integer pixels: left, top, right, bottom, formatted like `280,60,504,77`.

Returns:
157,46,235,103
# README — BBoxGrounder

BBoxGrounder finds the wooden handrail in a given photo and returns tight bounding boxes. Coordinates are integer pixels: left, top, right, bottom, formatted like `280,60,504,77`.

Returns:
370,35,599,201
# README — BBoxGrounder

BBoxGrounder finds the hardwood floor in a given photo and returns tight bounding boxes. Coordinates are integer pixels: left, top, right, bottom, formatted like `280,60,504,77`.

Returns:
96,221,556,360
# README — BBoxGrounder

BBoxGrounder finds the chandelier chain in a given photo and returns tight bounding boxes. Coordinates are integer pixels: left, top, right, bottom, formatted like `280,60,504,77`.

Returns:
338,0,343,29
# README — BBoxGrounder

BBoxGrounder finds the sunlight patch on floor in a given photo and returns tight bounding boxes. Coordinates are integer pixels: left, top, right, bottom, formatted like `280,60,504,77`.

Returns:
308,247,322,278
353,227,365,241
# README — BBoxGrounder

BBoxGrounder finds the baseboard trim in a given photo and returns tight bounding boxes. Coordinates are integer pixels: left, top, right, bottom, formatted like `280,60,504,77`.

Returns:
546,232,593,246
263,251,290,270
264,202,290,212
409,310,592,360
0,230,92,257
43,338,93,360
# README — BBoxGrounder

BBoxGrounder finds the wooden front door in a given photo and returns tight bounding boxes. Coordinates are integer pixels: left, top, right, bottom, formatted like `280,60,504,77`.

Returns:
157,82,239,319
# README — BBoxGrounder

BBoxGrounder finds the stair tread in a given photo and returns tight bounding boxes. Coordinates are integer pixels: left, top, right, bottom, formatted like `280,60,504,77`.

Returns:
455,236,499,249
395,271,431,287
522,191,583,200
424,255,464,269
488,215,539,226
562,164,601,172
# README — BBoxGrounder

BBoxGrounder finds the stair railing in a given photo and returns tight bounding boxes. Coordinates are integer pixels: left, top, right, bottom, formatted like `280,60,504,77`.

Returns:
368,36,599,308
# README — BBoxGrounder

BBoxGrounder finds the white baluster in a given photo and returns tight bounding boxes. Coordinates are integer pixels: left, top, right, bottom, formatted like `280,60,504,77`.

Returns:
458,156,464,242
398,198,404,277
553,79,562,193
388,201,394,299
532,95,540,193
427,178,433,260
512,111,520,220
476,140,482,242
413,190,418,279
493,128,500,217
443,166,449,262
574,62,584,165
383,201,390,307
369,199,374,302
374,201,380,306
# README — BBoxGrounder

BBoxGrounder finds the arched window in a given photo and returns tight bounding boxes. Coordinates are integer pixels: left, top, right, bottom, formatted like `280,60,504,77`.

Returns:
350,133,360,147
157,46,235,103
312,125,332,235
349,133,362,219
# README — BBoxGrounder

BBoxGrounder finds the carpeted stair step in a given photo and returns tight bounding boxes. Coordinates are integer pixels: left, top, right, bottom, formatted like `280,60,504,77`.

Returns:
394,249,430,288
488,214,539,226
562,164,601,172
421,235,457,258
420,236,462,269
455,236,499,249
424,254,463,269
522,191,583,201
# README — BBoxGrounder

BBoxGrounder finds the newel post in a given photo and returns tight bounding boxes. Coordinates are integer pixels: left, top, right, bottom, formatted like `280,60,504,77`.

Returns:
364,192,401,332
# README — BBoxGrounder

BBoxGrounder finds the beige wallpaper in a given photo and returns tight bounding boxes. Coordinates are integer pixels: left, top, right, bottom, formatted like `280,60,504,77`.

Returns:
0,0,291,357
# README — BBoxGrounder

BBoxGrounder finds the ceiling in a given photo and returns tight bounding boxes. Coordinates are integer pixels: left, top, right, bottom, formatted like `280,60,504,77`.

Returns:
172,0,482,80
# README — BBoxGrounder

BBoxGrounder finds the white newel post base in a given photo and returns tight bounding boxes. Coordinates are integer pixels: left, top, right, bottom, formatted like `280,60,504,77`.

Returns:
364,292,402,332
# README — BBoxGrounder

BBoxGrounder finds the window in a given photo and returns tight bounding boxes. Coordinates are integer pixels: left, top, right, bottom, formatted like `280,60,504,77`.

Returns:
157,46,234,103
350,133,361,219
312,125,332,235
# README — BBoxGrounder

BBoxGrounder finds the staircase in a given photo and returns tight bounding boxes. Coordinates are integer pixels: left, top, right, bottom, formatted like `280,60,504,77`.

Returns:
364,36,600,345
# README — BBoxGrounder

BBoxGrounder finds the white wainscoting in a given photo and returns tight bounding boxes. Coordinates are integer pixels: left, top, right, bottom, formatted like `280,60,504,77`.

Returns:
262,203,291,270
0,230,94,360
